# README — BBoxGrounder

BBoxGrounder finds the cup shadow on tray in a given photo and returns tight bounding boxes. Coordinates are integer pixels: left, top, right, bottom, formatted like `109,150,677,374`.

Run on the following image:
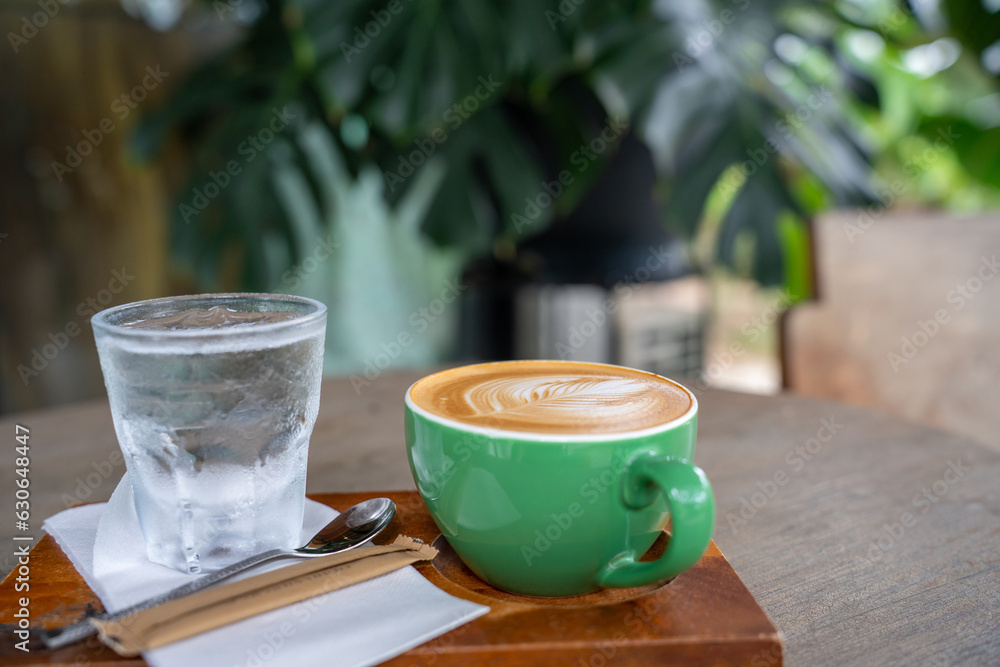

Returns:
428,532,674,607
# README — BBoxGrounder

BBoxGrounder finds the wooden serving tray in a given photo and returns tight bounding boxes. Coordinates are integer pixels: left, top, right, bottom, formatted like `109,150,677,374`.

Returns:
0,491,782,666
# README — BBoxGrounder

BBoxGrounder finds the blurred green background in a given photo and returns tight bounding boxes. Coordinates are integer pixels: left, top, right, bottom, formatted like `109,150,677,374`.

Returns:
1,0,999,413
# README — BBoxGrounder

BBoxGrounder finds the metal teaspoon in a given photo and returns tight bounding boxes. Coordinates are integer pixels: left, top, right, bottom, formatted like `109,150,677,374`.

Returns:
41,497,396,649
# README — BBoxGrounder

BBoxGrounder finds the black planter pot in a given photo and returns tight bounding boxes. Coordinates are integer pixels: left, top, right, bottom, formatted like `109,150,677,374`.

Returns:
457,133,693,362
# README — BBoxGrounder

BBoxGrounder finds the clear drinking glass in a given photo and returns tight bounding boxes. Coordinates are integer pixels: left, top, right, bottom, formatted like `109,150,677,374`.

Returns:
92,293,327,574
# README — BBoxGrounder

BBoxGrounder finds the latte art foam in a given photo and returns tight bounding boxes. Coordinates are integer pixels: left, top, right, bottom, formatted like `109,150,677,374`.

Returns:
408,361,692,434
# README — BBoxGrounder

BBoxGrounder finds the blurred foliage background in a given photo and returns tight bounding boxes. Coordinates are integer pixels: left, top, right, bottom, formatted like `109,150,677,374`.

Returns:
1,0,999,410
137,0,1000,366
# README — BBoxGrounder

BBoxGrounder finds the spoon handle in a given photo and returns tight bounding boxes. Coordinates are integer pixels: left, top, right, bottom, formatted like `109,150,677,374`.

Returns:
41,548,287,649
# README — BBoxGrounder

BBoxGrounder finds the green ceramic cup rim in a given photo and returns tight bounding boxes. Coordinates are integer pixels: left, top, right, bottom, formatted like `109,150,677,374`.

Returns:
404,360,698,443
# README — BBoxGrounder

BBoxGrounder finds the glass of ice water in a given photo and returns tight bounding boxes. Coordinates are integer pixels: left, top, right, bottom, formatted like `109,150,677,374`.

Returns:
92,293,327,574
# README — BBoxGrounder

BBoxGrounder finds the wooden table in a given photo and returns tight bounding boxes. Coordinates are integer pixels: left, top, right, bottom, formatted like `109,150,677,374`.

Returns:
1,370,998,665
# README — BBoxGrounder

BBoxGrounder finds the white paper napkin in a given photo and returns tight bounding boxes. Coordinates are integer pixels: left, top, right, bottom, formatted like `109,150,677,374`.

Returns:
43,474,489,667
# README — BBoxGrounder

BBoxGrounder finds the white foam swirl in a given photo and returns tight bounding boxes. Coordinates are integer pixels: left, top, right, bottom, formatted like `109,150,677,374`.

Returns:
410,362,692,434
467,376,653,418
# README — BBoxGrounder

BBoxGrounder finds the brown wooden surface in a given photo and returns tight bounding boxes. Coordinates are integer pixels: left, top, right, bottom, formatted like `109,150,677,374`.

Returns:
1,370,999,665
0,491,780,666
785,210,1000,450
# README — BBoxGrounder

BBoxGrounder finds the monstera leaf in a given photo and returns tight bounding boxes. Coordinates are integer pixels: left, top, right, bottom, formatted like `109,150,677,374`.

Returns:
269,120,465,373
136,0,1000,337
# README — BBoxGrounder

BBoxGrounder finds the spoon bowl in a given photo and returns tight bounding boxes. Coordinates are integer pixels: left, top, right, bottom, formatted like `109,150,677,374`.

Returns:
299,497,396,554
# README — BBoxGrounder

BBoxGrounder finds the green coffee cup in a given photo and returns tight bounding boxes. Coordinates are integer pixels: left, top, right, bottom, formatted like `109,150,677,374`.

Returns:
404,361,715,597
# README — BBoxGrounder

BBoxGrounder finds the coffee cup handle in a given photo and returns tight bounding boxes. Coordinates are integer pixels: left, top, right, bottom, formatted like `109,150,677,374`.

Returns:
596,454,715,589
